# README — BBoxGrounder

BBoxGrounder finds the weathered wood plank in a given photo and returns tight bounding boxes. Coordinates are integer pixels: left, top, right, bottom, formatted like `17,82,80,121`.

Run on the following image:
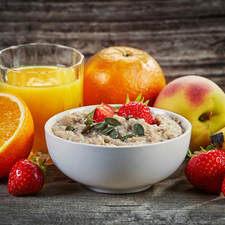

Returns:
1,17,225,33
0,0,225,22
1,162,225,225
0,0,224,90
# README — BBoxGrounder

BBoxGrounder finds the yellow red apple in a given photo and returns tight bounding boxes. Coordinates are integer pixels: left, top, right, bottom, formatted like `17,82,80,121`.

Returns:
153,75,225,152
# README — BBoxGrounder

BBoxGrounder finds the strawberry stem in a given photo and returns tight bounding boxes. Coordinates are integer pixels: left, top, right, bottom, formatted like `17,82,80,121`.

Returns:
32,157,48,178
187,149,195,158
187,145,217,158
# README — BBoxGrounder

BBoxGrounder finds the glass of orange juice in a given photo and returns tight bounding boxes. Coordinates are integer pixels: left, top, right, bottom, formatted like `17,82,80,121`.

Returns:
0,43,84,164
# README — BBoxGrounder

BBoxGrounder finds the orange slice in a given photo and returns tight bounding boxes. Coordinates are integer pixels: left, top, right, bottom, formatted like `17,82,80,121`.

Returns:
0,92,34,178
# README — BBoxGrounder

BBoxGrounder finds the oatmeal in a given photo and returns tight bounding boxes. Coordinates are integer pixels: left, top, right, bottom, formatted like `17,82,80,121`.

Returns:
51,111,185,146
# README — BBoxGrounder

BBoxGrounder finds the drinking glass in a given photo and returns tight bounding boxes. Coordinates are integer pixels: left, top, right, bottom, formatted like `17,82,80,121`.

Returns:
0,43,84,164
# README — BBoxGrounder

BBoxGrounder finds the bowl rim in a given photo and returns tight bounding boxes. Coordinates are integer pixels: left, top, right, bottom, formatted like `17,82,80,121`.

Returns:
45,105,192,149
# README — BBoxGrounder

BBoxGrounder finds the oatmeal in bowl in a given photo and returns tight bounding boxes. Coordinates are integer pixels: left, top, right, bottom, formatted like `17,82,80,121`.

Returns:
51,109,185,147
45,105,191,194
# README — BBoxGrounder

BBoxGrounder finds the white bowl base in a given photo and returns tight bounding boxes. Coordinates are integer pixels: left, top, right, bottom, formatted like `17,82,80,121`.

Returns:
83,184,153,194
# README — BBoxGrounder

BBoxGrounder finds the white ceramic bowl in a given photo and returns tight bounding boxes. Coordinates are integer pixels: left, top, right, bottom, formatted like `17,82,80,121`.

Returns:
45,105,192,194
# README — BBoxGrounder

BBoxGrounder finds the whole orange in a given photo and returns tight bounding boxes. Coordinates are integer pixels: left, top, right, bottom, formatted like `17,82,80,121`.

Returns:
83,46,166,106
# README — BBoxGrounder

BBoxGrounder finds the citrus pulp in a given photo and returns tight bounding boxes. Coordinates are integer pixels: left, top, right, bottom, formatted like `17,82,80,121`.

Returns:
0,92,34,178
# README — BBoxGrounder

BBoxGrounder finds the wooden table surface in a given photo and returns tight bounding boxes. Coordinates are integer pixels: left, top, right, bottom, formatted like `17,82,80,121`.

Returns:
1,0,225,90
1,1,225,224
1,161,225,225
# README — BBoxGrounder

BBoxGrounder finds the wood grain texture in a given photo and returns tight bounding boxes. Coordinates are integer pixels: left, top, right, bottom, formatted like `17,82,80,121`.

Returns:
0,0,225,90
1,162,225,225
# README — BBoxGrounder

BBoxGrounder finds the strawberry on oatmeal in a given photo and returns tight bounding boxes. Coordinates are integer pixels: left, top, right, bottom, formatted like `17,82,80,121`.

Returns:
51,110,184,147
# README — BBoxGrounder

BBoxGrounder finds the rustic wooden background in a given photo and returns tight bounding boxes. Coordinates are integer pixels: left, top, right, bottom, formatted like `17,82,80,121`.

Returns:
0,0,225,90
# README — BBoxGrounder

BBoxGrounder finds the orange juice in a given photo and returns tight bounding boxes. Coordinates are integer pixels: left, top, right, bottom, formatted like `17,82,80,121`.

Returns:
0,65,83,156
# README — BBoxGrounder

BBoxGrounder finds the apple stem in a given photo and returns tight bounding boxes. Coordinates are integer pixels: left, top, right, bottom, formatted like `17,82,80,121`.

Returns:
199,111,213,122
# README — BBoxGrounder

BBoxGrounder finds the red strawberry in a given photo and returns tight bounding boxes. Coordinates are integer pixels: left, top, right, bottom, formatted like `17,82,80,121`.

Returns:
7,158,47,196
222,176,225,196
118,101,154,124
185,147,225,194
92,103,116,123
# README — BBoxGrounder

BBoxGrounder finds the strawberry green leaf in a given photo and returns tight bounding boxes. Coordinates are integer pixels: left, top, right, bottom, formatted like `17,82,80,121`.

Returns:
40,159,47,166
187,149,194,158
32,157,48,179
33,158,37,163
187,145,217,158
206,145,216,150
126,95,130,103
125,93,149,105
135,93,142,102
85,106,97,119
